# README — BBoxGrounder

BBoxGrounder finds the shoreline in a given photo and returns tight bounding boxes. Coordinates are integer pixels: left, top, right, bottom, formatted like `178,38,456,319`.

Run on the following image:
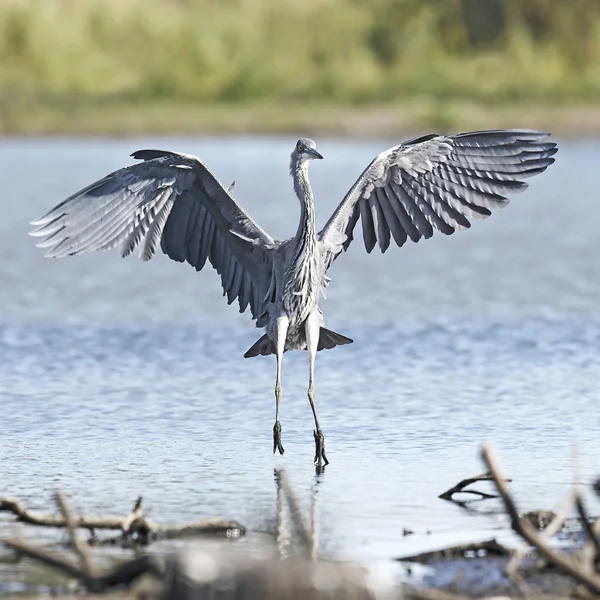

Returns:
2,102,600,138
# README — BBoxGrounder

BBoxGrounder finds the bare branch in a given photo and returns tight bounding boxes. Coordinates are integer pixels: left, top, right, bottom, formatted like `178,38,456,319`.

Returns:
482,444,600,595
0,494,245,542
439,472,510,501
54,492,93,579
121,495,150,536
0,496,128,530
506,489,576,579
575,494,600,564
2,535,160,592
2,537,86,582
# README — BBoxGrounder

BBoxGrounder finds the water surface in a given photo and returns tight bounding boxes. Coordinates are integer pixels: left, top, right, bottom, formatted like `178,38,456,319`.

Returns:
1,136,599,568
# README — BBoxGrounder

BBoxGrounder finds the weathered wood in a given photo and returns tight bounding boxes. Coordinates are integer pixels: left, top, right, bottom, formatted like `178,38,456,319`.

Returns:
55,492,93,578
398,539,510,563
1,493,164,593
0,496,126,529
3,536,162,592
482,444,600,595
506,490,576,578
438,472,510,501
575,493,600,564
0,494,245,542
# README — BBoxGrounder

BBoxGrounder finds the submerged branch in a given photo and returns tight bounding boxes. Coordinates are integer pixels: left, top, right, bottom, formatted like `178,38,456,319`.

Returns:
438,472,510,502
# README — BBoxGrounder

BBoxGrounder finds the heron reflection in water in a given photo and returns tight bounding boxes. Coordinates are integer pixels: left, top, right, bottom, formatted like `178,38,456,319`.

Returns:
30,130,557,466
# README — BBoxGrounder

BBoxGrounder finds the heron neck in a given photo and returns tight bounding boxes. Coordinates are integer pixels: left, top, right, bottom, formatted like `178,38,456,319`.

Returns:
292,161,316,243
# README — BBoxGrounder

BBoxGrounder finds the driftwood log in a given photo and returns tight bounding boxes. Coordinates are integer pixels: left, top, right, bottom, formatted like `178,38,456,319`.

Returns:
0,494,245,543
399,539,510,563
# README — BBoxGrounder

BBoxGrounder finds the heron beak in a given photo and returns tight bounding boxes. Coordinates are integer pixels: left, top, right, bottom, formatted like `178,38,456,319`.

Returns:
310,149,324,160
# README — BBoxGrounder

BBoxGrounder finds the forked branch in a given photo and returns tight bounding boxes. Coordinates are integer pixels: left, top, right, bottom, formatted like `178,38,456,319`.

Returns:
1,494,163,593
439,472,507,501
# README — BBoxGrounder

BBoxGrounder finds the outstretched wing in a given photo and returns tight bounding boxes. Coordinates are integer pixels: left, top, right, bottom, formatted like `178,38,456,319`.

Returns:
318,130,557,269
30,149,276,320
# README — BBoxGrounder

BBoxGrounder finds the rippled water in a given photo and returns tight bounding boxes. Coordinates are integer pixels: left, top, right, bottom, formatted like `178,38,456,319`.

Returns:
1,137,599,570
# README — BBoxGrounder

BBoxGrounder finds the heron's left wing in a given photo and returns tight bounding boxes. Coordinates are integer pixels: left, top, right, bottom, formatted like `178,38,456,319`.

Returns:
317,130,557,270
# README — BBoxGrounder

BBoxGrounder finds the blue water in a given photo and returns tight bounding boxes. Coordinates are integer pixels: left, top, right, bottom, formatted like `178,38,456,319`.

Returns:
0,137,599,571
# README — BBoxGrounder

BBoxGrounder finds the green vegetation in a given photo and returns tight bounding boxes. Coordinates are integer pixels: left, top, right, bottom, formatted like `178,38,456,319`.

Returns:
1,0,599,135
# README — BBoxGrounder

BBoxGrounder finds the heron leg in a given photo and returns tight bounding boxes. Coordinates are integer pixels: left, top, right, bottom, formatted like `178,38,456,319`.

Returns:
306,312,328,467
273,315,288,456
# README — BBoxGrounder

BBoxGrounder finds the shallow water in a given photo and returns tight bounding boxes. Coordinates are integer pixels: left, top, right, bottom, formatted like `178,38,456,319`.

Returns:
1,136,599,570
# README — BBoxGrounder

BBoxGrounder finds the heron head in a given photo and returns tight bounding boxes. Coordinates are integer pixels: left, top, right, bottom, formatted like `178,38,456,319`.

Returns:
294,138,323,161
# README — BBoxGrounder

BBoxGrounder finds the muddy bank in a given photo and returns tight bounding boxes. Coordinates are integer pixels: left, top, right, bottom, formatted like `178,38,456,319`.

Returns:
2,102,600,138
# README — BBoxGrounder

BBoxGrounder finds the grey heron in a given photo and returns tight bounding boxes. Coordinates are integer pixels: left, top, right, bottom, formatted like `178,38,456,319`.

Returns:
30,130,557,466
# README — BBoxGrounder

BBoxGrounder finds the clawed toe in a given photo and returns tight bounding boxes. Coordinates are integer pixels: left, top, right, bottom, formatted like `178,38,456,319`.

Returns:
273,421,285,455
313,429,329,467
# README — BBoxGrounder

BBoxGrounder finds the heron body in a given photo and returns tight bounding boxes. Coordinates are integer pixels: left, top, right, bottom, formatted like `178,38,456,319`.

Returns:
30,131,557,467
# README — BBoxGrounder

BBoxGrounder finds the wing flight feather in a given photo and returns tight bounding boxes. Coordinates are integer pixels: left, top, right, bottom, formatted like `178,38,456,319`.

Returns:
318,129,557,269
30,150,276,320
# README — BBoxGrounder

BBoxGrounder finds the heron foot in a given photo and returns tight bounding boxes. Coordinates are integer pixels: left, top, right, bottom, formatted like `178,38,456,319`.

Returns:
273,421,284,455
313,429,329,467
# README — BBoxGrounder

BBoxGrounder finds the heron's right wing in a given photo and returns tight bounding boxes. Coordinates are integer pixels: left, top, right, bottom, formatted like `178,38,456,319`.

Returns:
318,130,557,271
30,150,276,321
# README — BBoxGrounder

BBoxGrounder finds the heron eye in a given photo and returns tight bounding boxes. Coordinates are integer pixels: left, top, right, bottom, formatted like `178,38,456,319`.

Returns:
297,144,304,152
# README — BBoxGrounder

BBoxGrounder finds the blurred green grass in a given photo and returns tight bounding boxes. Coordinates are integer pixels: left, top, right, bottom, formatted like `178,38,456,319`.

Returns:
1,0,599,135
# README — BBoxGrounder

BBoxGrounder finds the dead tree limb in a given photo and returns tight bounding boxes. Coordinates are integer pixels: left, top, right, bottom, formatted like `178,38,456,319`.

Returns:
95,554,163,588
0,496,131,530
3,537,85,582
399,539,510,563
55,492,92,578
506,489,575,579
120,495,152,541
482,444,600,595
0,494,245,543
439,472,510,501
1,493,163,592
575,494,600,563
158,519,245,539
2,536,161,592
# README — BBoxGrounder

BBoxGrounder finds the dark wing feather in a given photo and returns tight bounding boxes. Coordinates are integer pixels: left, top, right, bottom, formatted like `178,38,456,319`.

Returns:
30,150,276,321
318,129,557,270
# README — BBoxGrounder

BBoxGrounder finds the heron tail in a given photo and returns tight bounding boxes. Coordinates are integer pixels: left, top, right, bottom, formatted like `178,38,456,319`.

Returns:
317,327,353,351
243,328,353,359
244,334,276,358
